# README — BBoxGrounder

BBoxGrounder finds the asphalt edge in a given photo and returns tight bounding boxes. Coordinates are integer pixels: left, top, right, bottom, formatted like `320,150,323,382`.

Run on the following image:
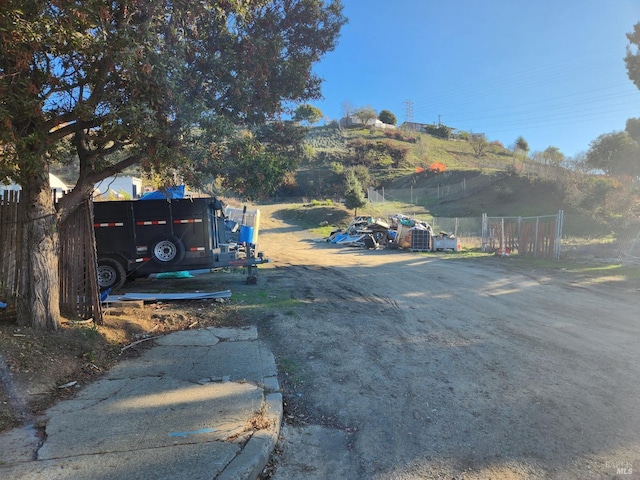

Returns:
216,378,282,480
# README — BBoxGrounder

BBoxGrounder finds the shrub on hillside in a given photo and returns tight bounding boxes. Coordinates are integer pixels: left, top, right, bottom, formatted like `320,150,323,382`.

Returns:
382,130,417,143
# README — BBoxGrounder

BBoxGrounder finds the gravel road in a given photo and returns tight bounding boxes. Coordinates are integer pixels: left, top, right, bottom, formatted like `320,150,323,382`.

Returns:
255,205,640,480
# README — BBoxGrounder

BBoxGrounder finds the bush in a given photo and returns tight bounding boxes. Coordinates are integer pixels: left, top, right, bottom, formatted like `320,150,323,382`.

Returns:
309,199,334,206
423,124,452,139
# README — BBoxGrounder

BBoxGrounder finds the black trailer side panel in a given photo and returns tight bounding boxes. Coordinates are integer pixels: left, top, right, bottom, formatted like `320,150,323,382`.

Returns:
130,200,174,256
94,198,219,277
93,197,268,288
93,201,136,265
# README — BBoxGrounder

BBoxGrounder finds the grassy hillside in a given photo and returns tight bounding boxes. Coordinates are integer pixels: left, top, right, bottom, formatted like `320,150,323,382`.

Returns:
295,124,640,239
304,124,515,171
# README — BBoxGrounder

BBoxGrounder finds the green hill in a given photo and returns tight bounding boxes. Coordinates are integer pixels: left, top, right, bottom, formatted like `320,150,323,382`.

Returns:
303,124,515,171
290,124,640,238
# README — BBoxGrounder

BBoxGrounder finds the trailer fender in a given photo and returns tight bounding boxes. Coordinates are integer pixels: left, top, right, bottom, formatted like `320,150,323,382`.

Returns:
149,235,186,266
97,257,127,291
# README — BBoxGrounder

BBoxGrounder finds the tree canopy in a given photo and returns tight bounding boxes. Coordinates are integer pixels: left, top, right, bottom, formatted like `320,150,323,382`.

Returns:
515,136,529,153
378,109,397,126
1,0,346,214
343,170,367,215
586,131,639,176
468,134,489,157
625,22,640,91
0,0,346,329
353,106,377,127
541,146,564,165
293,104,323,126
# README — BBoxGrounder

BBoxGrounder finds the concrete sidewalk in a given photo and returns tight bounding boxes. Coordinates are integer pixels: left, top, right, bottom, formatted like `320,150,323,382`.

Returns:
0,326,282,480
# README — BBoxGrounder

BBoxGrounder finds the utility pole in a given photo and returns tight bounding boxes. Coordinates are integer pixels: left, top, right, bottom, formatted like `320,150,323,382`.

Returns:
438,114,442,126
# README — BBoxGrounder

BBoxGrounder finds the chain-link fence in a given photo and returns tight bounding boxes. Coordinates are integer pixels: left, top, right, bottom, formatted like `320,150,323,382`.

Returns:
367,175,500,205
622,229,640,263
271,190,638,262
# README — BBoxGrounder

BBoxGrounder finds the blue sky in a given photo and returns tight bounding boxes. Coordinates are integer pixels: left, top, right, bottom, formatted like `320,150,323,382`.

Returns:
311,0,640,158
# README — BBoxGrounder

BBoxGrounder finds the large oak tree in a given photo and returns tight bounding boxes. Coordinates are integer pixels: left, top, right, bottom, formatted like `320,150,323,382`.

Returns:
0,0,345,329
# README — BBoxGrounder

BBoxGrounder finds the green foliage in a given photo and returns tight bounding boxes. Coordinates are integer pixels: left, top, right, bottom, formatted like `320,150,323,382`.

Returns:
330,162,345,174
626,118,640,142
310,199,334,206
423,123,452,139
469,134,489,157
381,140,409,168
378,109,397,125
206,122,308,200
586,131,639,176
383,130,417,143
346,138,377,166
293,104,323,126
353,106,377,127
343,170,367,215
541,146,564,165
0,0,347,213
625,22,640,91
576,177,615,213
304,125,347,152
515,136,530,152
347,165,372,189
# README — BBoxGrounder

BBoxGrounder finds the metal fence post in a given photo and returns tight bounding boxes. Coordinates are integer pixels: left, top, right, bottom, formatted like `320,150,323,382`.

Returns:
481,213,488,251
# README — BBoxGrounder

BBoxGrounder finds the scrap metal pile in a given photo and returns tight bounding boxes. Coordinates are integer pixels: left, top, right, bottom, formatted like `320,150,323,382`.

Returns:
324,214,443,250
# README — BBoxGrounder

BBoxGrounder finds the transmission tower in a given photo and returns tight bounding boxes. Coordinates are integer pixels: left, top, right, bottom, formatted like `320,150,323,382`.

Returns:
403,99,414,123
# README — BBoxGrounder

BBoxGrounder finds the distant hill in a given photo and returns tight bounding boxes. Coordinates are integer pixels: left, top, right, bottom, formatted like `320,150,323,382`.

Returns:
289,124,640,238
303,124,515,171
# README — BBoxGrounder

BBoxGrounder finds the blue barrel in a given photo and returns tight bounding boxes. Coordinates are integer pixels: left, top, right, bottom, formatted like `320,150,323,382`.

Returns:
239,225,254,244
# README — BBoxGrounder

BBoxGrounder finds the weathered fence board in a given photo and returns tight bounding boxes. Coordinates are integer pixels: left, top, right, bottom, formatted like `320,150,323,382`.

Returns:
0,194,101,322
59,200,102,322
0,191,22,311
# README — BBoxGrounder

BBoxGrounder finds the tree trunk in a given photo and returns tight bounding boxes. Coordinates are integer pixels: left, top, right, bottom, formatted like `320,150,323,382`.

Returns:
16,180,62,330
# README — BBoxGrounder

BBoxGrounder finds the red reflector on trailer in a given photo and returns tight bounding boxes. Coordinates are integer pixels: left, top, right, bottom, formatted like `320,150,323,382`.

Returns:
173,218,203,224
136,220,167,226
93,222,124,228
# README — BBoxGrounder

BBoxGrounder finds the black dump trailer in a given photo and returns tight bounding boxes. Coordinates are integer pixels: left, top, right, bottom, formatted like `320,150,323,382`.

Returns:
93,197,267,290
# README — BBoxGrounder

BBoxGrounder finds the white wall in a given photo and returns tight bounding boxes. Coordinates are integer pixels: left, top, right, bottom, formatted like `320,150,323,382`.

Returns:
94,176,143,200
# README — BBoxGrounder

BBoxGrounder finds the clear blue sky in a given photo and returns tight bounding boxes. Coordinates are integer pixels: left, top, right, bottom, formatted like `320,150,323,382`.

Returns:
311,0,640,158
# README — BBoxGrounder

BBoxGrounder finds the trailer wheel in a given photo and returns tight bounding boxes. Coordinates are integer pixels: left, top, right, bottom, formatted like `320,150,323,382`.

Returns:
97,258,126,290
150,235,185,265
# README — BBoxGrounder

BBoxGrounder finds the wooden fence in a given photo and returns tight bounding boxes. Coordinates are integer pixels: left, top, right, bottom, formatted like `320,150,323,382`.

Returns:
0,191,22,314
0,193,101,322
59,200,102,322
481,211,564,259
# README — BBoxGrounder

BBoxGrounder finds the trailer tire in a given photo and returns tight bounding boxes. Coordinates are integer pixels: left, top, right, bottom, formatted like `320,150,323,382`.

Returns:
150,235,185,266
97,258,127,291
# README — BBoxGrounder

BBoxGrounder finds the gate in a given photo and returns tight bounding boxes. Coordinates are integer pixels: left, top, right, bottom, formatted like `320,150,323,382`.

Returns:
482,211,564,259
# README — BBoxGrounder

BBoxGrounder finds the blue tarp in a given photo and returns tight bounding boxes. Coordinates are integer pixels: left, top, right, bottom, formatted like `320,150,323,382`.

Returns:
139,185,185,200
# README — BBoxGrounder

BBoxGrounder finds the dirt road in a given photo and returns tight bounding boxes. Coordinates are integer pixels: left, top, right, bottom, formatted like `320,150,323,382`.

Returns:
253,205,640,479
